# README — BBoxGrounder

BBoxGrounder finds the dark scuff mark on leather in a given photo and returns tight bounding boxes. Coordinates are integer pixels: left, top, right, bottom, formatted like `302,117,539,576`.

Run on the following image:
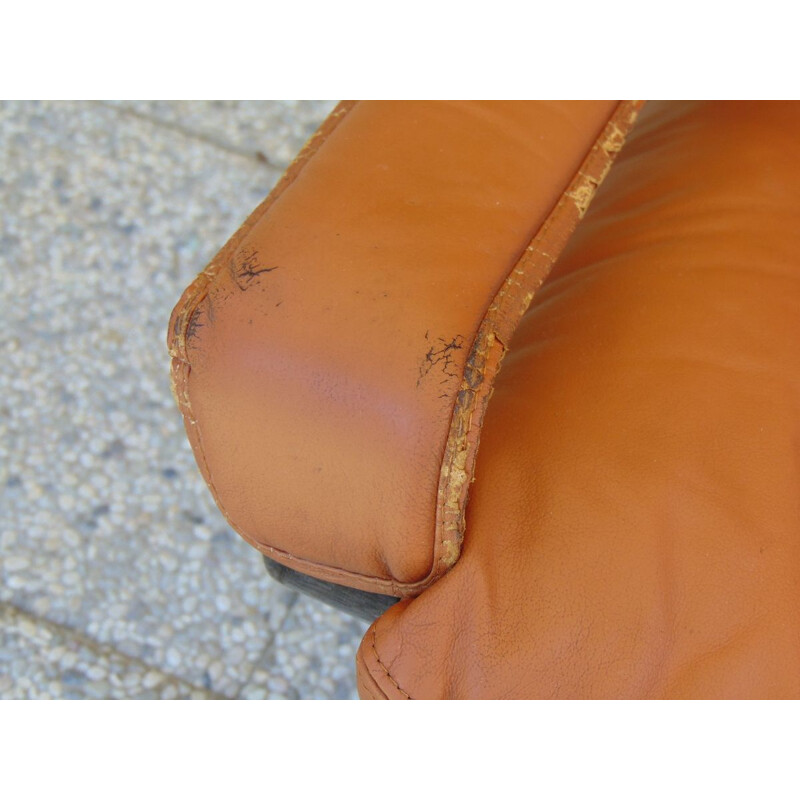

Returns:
461,346,485,391
185,302,206,342
230,245,279,291
417,332,465,388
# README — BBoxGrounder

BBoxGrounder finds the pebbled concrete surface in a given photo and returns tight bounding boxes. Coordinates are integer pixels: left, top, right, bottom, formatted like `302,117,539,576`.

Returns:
0,100,369,699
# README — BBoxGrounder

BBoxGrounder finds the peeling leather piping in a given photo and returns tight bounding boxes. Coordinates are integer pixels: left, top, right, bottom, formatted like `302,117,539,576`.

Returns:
168,100,645,601
429,100,645,596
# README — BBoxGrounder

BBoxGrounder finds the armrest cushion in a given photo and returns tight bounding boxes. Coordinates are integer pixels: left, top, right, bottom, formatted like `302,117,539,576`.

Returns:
168,100,641,596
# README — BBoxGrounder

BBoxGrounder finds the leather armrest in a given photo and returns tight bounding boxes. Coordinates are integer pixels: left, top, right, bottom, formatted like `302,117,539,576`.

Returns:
168,100,640,597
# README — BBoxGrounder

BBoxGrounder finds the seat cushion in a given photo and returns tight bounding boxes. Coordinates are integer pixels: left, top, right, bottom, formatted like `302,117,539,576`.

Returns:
357,101,800,698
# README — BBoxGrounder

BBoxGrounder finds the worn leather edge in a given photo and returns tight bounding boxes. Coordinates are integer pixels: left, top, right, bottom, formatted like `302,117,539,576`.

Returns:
167,100,357,404
429,100,645,594
169,100,644,601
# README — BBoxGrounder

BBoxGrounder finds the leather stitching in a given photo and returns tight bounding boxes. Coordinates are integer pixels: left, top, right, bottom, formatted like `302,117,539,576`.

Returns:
370,626,411,699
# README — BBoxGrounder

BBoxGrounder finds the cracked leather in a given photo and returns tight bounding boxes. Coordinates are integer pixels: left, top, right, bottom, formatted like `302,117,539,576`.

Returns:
168,100,639,598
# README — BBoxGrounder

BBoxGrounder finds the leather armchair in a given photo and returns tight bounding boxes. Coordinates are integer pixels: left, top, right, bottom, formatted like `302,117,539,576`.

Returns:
168,101,800,698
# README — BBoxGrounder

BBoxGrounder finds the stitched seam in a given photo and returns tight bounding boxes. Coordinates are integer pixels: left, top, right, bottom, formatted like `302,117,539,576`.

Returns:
228,533,406,594
356,639,388,699
370,627,411,699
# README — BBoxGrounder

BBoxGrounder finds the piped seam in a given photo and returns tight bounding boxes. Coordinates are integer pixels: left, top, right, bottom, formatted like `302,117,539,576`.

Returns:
430,100,645,595
370,626,411,700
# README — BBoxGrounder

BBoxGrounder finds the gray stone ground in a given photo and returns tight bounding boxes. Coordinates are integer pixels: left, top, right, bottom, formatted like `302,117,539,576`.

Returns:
0,100,369,699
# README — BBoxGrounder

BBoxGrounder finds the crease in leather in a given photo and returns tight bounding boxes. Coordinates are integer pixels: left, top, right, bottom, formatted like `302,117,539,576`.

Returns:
170,100,643,600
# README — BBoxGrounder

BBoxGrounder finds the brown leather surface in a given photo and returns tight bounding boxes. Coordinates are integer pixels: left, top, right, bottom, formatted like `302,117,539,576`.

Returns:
357,101,800,698
168,100,640,596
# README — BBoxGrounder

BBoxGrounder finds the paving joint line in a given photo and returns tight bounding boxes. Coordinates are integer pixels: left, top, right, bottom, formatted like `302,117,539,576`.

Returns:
99,101,286,171
0,600,228,700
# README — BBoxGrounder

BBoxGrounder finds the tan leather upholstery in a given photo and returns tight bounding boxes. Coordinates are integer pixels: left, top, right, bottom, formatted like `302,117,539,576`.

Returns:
168,101,638,596
170,101,800,698
358,101,800,698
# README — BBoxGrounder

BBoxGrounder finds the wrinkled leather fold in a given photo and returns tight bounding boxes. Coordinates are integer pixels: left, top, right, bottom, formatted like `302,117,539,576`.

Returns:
358,101,800,698
168,100,642,597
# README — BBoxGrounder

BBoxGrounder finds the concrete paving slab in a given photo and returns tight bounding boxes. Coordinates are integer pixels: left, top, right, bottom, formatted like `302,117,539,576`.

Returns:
0,100,363,699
